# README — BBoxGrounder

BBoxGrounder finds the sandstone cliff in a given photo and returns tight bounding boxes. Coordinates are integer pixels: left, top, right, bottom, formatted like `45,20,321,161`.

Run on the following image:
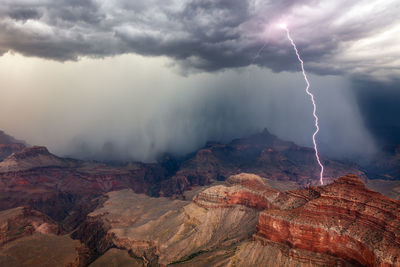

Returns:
0,129,398,266
256,175,400,267
71,173,400,266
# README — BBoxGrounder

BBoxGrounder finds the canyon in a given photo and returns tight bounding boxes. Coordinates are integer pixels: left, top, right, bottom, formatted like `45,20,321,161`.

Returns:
0,129,399,266
73,173,400,266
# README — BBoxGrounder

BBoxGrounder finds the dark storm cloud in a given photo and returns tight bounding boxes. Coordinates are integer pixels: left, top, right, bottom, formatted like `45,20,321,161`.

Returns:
0,0,399,78
8,8,42,21
0,0,398,160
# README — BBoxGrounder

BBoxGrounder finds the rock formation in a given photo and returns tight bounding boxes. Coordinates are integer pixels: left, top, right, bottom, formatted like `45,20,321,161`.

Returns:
0,146,72,172
0,129,369,231
256,175,400,267
74,186,259,265
160,129,367,196
0,206,60,245
0,145,170,230
0,130,26,161
0,129,399,266
72,173,400,266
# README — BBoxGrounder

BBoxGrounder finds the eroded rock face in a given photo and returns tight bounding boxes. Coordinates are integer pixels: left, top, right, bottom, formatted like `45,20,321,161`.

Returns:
193,173,281,210
0,143,26,162
72,173,400,266
226,240,354,267
193,173,317,211
0,129,369,230
256,175,400,267
160,129,367,196
1,129,399,266
0,148,170,229
0,130,26,161
0,206,60,246
0,146,72,172
75,185,260,265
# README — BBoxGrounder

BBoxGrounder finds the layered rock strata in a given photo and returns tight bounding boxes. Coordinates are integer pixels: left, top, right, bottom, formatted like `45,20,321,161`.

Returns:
256,175,400,267
72,173,400,266
0,206,60,245
75,185,259,265
160,129,367,196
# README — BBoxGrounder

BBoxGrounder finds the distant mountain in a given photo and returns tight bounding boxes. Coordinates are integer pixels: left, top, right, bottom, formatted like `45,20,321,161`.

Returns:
159,129,366,196
365,144,400,180
0,146,72,172
0,130,26,161
0,129,399,266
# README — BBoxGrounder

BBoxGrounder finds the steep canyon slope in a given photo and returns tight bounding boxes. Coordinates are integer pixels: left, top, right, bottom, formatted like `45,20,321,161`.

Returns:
75,173,400,266
0,129,399,266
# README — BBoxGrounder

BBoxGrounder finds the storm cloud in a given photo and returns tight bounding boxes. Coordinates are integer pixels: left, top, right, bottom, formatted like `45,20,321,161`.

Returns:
0,0,399,80
0,54,376,162
0,0,398,163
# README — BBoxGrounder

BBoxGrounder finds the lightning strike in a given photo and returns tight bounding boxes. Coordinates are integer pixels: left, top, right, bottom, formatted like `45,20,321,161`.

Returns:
281,24,325,185
278,23,287,29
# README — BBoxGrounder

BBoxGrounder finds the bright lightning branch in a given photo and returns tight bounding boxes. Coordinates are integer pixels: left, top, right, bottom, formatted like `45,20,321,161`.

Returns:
281,24,325,185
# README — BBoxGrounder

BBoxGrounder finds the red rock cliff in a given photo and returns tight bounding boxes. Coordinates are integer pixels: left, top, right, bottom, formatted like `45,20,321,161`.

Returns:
256,175,400,266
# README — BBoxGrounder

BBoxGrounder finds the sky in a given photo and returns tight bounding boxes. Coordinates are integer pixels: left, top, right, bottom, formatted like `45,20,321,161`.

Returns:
0,0,399,162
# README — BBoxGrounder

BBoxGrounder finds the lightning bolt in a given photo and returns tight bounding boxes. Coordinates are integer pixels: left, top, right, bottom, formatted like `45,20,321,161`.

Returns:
282,25,324,185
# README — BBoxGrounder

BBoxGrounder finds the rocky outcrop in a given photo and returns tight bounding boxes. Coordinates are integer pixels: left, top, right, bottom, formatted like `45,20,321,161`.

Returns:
0,128,398,266
226,240,354,267
71,216,115,265
0,206,60,245
160,129,367,196
74,186,259,265
193,173,317,211
0,143,26,162
256,175,400,267
73,173,400,266
0,130,26,161
0,152,170,229
194,173,281,209
0,129,368,226
0,146,72,172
